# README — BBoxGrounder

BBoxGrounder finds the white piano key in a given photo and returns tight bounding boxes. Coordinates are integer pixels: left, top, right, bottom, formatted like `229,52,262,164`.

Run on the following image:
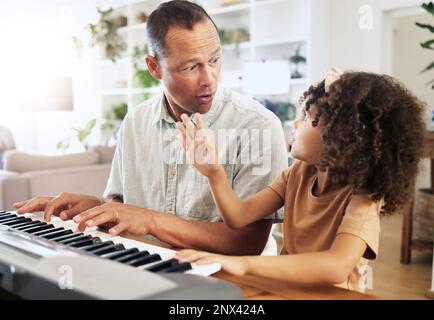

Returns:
10,211,221,277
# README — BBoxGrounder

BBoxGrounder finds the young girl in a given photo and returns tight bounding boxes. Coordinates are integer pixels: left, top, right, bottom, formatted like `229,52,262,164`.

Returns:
175,68,426,292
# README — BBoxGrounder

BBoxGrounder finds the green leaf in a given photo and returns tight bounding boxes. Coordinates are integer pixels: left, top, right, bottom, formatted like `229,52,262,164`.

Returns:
421,39,434,50
422,2,434,16
415,22,434,33
134,69,159,88
83,118,97,135
56,138,70,152
421,61,434,73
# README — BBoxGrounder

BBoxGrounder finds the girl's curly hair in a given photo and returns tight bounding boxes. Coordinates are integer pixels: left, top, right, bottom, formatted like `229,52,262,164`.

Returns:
300,71,426,215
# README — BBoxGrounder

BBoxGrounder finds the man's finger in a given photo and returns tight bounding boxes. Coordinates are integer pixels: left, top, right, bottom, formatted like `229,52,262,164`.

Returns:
59,206,84,221
44,197,69,222
109,221,129,235
85,211,116,228
13,200,28,209
16,198,48,214
73,206,104,224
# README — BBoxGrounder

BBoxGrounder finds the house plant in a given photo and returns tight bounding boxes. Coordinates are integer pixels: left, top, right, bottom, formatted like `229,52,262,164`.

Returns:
86,7,127,62
416,2,434,89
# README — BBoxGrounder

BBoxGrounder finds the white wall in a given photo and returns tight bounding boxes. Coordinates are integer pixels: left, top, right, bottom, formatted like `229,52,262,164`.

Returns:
0,0,101,155
330,0,423,72
330,0,433,189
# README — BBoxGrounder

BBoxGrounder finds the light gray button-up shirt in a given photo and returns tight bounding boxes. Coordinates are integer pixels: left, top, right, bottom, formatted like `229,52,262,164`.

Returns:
103,87,288,251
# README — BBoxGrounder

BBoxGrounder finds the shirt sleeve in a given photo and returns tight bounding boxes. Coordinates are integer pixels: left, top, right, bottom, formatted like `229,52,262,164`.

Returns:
232,115,288,222
268,166,292,202
102,118,125,201
336,195,381,260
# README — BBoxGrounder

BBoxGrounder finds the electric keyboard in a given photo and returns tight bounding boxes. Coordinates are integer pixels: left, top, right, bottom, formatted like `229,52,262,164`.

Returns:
0,210,243,300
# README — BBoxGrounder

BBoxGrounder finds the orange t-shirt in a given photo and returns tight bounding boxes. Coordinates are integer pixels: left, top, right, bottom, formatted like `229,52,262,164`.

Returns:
268,160,381,292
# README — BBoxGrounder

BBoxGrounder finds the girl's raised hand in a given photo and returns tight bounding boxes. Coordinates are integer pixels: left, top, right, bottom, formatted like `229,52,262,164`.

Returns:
176,113,221,177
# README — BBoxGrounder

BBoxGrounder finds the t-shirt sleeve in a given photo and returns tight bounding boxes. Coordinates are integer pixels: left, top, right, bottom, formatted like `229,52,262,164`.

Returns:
267,165,293,202
102,119,125,201
268,161,299,201
336,195,381,260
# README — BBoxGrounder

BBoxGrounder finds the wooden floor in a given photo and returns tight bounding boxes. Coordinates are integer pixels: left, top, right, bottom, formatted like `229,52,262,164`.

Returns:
368,214,432,300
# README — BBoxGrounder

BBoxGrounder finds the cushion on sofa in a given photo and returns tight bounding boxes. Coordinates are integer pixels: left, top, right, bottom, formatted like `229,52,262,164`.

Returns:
3,150,100,173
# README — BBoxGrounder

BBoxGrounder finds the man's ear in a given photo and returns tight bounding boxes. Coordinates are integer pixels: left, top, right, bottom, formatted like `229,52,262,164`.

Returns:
145,55,162,80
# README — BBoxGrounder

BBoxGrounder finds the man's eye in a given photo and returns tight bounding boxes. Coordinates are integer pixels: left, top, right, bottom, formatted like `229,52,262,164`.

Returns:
211,57,220,64
183,65,197,72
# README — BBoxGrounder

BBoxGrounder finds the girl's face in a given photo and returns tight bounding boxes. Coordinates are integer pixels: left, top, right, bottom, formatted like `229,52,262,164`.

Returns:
289,104,325,165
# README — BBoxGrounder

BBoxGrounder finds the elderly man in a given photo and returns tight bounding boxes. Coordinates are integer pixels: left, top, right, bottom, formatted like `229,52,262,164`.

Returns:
15,0,288,255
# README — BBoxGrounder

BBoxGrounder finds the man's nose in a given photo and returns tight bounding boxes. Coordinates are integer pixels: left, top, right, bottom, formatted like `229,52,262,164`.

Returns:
199,65,215,87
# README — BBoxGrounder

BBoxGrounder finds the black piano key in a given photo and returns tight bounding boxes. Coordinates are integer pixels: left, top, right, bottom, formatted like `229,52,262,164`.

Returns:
59,234,91,245
146,258,178,273
15,221,46,231
2,217,29,226
9,220,39,229
91,244,125,256
164,262,192,273
104,248,139,260
81,241,114,252
114,250,149,263
23,224,55,234
128,254,161,267
0,212,13,218
0,216,20,223
0,213,16,220
68,237,101,248
41,229,73,240
51,232,84,243
32,227,64,237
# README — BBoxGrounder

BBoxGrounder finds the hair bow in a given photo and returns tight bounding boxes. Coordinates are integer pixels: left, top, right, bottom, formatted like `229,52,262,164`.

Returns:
324,66,343,93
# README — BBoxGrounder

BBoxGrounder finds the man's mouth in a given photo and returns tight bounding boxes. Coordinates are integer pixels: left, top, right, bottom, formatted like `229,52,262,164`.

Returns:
195,93,214,105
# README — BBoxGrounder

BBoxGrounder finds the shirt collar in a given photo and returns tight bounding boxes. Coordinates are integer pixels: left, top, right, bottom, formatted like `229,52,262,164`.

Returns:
151,86,224,127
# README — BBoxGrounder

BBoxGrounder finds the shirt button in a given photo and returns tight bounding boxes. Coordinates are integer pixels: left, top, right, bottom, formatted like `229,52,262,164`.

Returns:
171,170,176,176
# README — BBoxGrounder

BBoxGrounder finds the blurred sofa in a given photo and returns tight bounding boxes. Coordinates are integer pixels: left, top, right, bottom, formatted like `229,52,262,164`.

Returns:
0,146,114,211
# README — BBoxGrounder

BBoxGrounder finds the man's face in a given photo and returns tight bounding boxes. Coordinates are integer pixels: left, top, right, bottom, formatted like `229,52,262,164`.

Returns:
158,19,222,115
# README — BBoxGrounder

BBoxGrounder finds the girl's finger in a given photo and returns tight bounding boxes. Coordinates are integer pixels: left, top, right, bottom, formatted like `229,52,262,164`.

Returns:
196,256,220,265
181,114,196,140
195,113,204,130
177,251,211,263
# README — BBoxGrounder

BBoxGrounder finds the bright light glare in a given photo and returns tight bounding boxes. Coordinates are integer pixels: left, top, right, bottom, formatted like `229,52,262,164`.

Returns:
0,5,73,113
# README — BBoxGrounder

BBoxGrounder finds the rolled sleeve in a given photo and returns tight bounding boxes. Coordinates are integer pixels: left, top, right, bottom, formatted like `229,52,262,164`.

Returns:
103,120,125,201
